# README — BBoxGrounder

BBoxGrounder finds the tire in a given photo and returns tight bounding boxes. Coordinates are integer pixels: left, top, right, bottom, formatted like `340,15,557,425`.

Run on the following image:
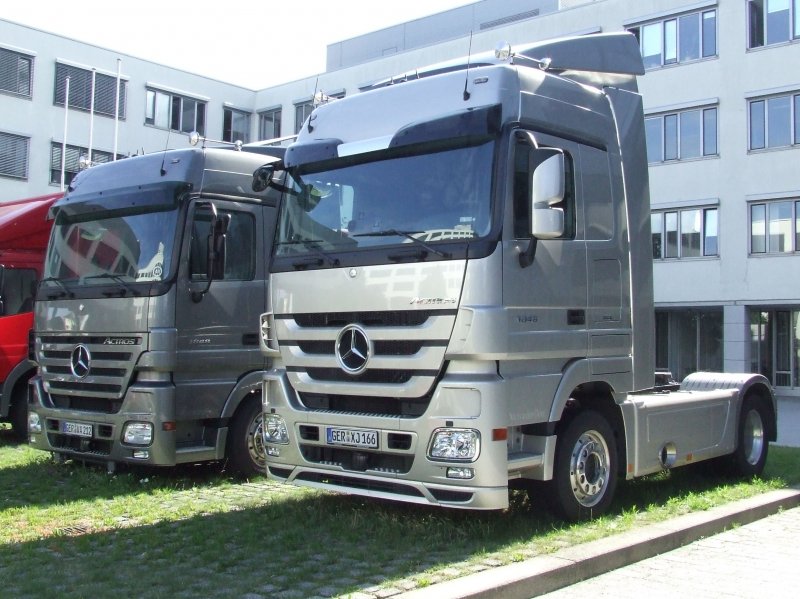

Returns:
9,384,29,442
226,396,266,478
545,410,618,522
729,395,769,478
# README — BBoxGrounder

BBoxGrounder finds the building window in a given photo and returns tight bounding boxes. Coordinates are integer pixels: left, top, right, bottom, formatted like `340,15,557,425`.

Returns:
748,0,800,48
145,88,206,135
652,207,718,259
655,309,723,380
223,108,250,143
49,142,117,186
294,101,313,134
0,47,33,98
629,9,717,69
258,108,282,140
0,132,29,180
646,107,718,163
750,309,800,387
53,63,127,119
750,199,800,253
748,91,800,149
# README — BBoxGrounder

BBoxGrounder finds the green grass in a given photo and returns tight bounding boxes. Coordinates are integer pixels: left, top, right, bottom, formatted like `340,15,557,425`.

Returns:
1,423,798,598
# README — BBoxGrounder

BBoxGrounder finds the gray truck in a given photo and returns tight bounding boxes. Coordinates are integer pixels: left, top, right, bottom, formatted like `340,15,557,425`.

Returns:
256,33,777,520
28,145,282,476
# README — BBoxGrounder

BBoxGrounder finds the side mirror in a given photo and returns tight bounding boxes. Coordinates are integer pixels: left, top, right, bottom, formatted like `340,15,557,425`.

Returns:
530,150,565,239
252,164,275,192
207,212,230,280
191,203,229,303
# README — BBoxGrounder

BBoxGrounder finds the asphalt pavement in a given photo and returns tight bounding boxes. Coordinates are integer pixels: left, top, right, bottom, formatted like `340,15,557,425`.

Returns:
396,395,800,599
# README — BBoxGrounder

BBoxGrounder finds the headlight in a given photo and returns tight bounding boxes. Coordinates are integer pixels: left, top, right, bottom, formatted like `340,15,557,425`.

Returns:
28,412,42,434
428,428,480,461
264,414,289,444
123,422,153,445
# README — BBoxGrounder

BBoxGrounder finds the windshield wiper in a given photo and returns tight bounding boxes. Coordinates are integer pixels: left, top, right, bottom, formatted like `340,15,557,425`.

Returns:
40,277,75,299
353,229,452,259
84,273,141,297
283,240,340,269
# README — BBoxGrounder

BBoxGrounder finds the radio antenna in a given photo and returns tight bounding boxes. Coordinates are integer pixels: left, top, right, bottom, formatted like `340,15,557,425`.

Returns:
463,31,473,101
160,128,171,176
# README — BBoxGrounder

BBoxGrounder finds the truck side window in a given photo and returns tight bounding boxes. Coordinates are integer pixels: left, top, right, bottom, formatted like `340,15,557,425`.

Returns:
189,208,255,281
0,268,38,315
513,138,576,239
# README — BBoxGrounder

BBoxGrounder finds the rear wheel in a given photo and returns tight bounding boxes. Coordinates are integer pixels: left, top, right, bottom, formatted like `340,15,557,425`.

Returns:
9,385,29,442
544,410,618,522
226,396,266,477
729,395,769,478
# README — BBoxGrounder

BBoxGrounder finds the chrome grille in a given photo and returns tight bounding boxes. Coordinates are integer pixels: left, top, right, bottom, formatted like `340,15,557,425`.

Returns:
277,310,455,411
37,334,144,406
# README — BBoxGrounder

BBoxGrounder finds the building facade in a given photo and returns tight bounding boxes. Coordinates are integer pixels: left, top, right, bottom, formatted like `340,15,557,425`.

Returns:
1,0,799,396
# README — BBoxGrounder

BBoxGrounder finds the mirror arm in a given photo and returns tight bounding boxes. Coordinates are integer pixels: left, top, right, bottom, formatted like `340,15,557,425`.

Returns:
518,237,538,268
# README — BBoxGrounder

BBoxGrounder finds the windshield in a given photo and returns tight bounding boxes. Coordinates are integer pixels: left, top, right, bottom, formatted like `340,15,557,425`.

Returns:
44,206,179,287
276,140,494,256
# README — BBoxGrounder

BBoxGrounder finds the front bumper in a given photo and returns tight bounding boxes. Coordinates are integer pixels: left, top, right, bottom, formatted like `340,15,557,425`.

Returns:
27,375,178,466
262,368,521,510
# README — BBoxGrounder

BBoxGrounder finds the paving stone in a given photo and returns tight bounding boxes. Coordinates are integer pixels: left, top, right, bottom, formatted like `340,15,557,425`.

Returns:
373,587,402,598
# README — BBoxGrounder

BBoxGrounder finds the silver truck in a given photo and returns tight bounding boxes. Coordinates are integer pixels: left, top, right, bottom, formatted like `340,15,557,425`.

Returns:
257,33,777,520
28,145,282,476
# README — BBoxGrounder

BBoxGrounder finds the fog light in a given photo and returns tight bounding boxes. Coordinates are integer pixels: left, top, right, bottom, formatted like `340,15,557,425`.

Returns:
267,446,281,457
447,467,474,479
28,412,42,434
123,422,153,445
132,450,150,459
429,428,480,461
264,414,289,444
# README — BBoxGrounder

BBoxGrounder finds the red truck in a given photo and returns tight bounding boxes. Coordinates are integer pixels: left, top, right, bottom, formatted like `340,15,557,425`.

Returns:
0,193,62,439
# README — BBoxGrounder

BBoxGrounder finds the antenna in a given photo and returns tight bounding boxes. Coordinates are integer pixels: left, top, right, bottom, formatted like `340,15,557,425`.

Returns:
463,31,474,101
160,128,171,176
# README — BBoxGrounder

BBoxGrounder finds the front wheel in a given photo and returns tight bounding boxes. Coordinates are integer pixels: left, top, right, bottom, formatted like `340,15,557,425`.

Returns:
226,396,266,478
544,410,618,522
729,395,770,478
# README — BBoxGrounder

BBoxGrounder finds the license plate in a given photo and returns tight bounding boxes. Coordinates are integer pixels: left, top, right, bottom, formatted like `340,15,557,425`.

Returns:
326,427,379,449
60,420,93,438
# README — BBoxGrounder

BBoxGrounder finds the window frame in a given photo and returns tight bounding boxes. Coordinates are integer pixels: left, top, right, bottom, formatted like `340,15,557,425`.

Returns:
53,63,127,119
223,107,251,143
652,206,719,259
748,0,800,49
628,8,718,69
49,142,119,187
145,87,206,135
645,106,719,163
0,131,30,180
748,90,800,150
258,107,282,140
749,198,800,254
294,100,313,134
0,47,34,98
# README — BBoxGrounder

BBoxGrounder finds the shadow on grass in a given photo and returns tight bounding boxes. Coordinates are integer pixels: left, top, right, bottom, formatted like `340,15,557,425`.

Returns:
0,433,260,512
3,449,795,598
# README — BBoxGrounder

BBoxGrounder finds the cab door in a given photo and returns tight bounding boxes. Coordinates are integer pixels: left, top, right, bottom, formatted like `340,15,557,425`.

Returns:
499,131,589,424
174,200,273,423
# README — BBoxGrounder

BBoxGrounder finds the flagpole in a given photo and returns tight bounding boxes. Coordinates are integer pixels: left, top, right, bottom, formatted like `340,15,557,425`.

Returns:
60,76,70,191
113,59,121,160
87,67,96,165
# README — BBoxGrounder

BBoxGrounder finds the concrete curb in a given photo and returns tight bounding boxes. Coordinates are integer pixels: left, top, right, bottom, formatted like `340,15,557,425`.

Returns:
397,487,800,599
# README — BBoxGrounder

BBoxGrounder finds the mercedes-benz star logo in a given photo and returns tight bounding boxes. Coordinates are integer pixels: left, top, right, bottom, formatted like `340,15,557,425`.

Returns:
70,344,91,379
335,325,371,375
